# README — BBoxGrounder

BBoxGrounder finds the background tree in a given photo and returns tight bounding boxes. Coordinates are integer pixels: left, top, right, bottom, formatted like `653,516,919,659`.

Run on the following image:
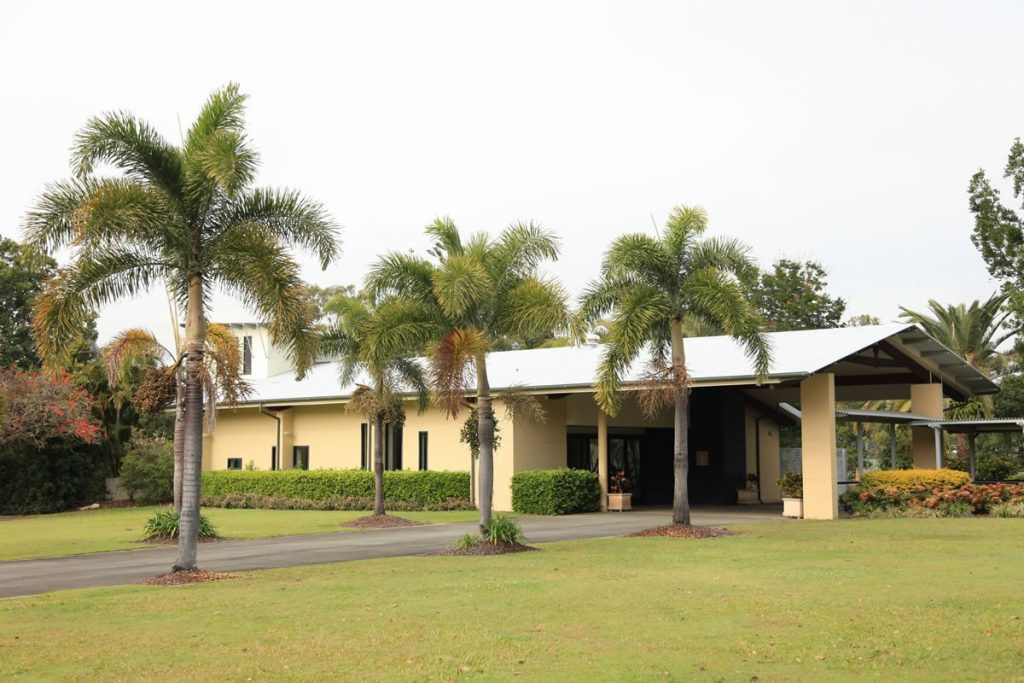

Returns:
105,324,250,511
24,83,339,571
367,218,571,531
0,238,56,368
845,313,882,327
750,258,846,331
579,206,771,525
321,294,429,517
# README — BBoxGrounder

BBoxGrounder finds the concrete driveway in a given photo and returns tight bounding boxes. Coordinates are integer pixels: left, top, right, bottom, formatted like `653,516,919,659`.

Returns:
0,506,783,599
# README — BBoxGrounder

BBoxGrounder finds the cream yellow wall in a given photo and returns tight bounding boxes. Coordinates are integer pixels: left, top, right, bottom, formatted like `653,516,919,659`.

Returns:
289,403,363,469
487,397,569,511
565,392,672,428
209,406,278,470
400,403,471,472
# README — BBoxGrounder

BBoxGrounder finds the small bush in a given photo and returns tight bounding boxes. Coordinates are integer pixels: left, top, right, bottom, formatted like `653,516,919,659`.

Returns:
201,470,470,508
485,514,524,545
778,472,802,498
842,480,1024,516
201,492,473,511
0,441,107,515
511,468,600,515
454,533,479,549
118,436,173,504
1006,472,1024,482
938,499,973,518
860,468,970,490
990,501,1024,518
142,509,218,541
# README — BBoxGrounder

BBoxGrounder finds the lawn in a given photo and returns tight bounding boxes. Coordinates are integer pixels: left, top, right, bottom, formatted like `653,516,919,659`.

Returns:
1,519,1022,681
0,507,484,562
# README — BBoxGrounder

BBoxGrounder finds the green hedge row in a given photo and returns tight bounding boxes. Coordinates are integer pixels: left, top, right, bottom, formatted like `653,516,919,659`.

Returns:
201,470,470,507
511,468,600,515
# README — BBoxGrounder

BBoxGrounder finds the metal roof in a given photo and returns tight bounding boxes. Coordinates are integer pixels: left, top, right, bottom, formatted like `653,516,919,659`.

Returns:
235,323,997,406
907,418,1024,434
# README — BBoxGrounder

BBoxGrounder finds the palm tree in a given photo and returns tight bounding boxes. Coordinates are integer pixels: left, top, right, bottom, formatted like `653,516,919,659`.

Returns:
578,206,771,525
321,294,429,516
366,218,572,531
24,84,339,571
899,294,1013,378
104,324,251,512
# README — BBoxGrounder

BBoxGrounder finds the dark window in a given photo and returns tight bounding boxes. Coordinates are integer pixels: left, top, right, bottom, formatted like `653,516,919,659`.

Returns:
227,457,242,470
418,431,429,471
271,446,278,471
360,423,369,470
242,335,253,375
293,446,309,470
385,424,403,470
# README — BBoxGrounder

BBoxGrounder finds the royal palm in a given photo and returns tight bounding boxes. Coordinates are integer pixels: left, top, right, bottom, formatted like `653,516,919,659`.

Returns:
579,206,770,525
25,84,339,570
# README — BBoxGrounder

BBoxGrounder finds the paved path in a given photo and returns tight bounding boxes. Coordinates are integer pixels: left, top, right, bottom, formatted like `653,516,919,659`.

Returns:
0,506,782,599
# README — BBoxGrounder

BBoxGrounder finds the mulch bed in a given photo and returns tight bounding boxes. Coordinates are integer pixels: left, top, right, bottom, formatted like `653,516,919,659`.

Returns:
339,514,426,529
627,524,736,539
139,569,235,586
140,535,222,545
432,541,538,556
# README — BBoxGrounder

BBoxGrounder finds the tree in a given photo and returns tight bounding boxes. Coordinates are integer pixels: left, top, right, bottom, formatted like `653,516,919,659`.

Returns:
104,324,250,511
24,83,339,571
751,258,846,331
0,238,56,368
366,218,571,531
899,294,1013,378
321,294,429,516
845,313,881,327
579,205,771,525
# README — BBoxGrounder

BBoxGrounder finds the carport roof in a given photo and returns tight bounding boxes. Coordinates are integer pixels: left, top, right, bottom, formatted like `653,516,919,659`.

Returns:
242,323,997,406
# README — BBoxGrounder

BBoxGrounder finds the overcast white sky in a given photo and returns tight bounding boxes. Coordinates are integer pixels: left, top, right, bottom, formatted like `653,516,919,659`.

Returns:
2,1,1021,349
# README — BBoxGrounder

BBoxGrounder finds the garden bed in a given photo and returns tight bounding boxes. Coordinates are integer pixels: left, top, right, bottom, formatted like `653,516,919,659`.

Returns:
339,514,426,529
627,525,735,539
433,541,537,556
139,570,235,586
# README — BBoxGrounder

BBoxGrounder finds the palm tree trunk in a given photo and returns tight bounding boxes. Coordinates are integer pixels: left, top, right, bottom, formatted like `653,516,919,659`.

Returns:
475,355,494,532
173,273,206,572
670,319,691,525
173,382,184,513
373,412,385,516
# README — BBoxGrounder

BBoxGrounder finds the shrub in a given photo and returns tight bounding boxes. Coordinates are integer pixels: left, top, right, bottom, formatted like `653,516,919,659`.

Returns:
511,468,600,515
1005,472,1024,482
938,499,973,518
454,533,479,549
990,501,1024,518
485,514,524,545
859,468,970,490
201,470,470,508
778,472,802,498
202,492,473,511
841,481,1024,516
0,441,107,514
141,509,218,541
118,436,173,504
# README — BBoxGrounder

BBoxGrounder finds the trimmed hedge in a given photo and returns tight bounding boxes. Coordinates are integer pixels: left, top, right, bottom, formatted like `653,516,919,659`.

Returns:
202,492,473,511
859,468,970,491
511,468,600,515
201,470,470,508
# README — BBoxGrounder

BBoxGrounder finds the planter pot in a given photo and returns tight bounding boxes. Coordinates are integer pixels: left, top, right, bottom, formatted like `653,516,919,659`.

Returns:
736,489,759,505
608,492,632,511
782,497,803,519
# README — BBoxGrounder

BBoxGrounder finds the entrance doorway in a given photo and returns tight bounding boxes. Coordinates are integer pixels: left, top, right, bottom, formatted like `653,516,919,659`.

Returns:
567,430,673,504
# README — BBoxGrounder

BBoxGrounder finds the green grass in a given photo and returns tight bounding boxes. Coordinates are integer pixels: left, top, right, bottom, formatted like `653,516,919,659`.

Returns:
2,519,1023,681
0,507,484,561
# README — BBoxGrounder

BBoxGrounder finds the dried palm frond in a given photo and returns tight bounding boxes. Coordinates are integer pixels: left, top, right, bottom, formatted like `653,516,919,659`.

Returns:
429,328,489,418
633,360,691,421
498,384,547,424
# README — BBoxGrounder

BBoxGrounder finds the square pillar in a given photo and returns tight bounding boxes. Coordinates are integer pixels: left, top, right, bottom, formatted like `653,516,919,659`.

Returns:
597,408,608,511
911,384,943,469
800,373,838,520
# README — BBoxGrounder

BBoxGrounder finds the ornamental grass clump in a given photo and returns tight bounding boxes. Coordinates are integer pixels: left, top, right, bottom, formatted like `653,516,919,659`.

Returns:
142,510,218,541
485,514,525,545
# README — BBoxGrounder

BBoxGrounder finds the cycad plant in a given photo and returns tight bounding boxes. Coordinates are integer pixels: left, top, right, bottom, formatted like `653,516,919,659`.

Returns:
24,84,339,570
579,206,771,525
321,294,430,516
366,218,572,530
104,323,251,512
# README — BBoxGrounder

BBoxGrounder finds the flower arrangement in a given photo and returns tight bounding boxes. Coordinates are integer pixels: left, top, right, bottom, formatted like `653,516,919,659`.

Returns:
745,473,759,492
610,470,629,494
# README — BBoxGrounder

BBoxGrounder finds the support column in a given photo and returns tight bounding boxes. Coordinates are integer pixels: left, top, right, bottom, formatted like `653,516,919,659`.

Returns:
598,408,608,512
911,384,944,469
856,421,865,480
800,373,838,520
968,431,977,481
888,423,897,469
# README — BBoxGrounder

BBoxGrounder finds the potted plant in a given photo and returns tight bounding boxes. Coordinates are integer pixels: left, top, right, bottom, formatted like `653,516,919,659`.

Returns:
608,470,632,511
736,473,759,504
778,472,803,518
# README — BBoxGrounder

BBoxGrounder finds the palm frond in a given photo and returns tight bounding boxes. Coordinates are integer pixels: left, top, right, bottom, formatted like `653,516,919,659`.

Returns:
425,216,464,258
366,251,436,303
104,328,174,386
431,253,492,319
498,384,547,423
429,328,489,417
602,233,674,290
495,276,571,340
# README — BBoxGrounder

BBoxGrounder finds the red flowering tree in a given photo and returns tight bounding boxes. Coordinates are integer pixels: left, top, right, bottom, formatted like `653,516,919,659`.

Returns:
0,368,102,448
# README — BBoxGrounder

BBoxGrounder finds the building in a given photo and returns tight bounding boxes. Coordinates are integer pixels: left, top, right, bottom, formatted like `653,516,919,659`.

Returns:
205,323,997,519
